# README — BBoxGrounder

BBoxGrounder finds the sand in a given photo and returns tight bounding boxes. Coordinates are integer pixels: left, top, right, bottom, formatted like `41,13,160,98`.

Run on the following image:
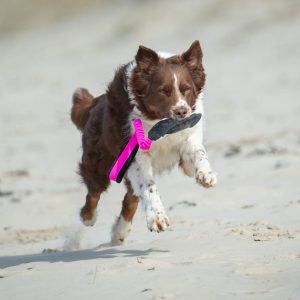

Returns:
0,0,299,299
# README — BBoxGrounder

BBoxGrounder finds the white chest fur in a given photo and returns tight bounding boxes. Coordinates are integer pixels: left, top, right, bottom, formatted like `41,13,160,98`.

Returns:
149,126,197,174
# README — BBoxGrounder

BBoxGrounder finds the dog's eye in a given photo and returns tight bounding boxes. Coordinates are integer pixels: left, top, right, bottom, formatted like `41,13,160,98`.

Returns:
159,87,171,97
180,85,191,94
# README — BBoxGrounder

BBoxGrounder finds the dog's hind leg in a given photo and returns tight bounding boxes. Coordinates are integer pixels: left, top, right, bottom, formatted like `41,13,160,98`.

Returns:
79,160,110,226
80,191,101,226
111,178,139,245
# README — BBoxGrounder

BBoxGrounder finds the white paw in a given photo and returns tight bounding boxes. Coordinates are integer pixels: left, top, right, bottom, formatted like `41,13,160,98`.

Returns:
146,207,170,233
81,212,97,226
111,216,132,245
196,171,217,188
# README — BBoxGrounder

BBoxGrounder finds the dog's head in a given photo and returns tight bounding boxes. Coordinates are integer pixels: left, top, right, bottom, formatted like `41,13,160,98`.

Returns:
130,40,206,120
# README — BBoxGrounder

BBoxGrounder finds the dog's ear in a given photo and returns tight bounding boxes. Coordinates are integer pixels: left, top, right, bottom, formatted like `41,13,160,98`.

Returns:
181,40,203,69
135,45,159,72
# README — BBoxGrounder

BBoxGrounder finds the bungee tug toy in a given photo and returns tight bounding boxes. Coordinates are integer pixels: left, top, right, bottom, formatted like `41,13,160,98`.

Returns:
109,113,202,183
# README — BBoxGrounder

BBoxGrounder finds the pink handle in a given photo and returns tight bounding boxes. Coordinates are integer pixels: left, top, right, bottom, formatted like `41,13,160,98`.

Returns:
109,118,152,182
132,119,153,150
109,134,138,181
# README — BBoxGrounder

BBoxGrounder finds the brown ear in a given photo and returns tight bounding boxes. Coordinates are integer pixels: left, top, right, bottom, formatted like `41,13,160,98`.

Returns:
135,45,159,72
182,40,203,69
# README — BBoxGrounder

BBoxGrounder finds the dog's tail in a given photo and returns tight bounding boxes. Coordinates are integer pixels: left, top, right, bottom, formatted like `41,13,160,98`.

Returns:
71,88,94,132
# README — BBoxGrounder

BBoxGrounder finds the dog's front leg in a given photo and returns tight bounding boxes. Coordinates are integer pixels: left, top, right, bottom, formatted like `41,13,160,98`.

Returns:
180,136,217,188
126,152,170,232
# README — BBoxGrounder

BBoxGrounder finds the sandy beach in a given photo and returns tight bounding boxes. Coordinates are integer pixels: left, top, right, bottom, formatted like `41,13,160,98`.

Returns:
0,0,299,299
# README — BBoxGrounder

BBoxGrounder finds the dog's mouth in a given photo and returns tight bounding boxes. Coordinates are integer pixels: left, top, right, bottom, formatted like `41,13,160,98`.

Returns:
153,110,192,122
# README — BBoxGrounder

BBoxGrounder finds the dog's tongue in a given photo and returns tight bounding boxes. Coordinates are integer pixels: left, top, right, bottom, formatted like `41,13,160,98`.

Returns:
148,113,202,141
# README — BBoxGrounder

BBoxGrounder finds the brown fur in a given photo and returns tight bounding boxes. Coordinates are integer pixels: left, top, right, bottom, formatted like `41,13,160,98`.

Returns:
70,41,206,225
120,178,139,222
71,65,134,223
71,88,95,132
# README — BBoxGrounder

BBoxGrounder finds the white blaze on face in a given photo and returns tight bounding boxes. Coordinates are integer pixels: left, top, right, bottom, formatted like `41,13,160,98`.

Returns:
173,74,188,108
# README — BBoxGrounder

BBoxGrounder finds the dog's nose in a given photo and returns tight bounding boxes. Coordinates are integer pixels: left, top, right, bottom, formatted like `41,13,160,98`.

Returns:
174,106,188,119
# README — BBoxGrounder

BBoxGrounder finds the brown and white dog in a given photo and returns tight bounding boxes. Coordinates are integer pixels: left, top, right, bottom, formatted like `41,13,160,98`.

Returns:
71,40,217,245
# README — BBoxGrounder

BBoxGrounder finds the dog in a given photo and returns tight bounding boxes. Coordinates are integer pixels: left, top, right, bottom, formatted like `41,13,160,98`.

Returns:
71,40,217,245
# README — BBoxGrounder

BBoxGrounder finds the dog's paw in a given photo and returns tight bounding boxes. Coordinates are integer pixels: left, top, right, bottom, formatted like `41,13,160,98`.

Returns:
111,216,132,246
146,208,170,232
80,207,97,226
196,171,217,188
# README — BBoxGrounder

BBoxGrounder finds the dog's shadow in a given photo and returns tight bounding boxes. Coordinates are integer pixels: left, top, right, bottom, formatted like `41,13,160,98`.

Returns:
0,243,169,269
